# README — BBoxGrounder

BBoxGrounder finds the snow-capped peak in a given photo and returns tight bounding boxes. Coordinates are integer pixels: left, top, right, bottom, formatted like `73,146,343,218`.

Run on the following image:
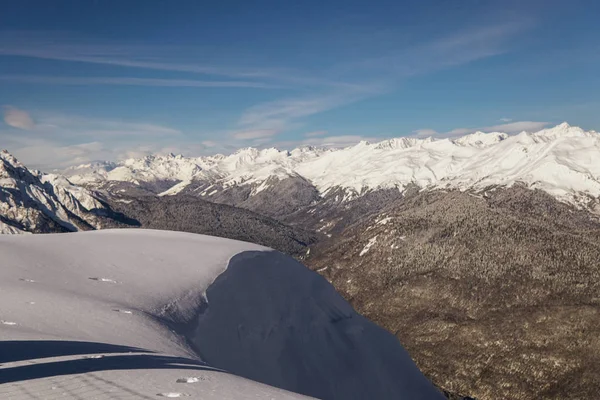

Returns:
453,131,508,148
0,149,22,170
531,122,597,141
374,137,426,150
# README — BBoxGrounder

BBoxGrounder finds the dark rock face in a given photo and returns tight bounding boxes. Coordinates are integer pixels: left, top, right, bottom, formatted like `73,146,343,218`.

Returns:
178,176,322,221
189,250,444,400
108,195,319,257
205,176,322,221
306,187,600,400
93,180,180,198
281,186,406,234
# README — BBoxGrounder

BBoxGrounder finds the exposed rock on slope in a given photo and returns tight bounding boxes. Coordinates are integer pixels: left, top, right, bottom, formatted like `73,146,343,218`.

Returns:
0,150,118,233
306,187,600,400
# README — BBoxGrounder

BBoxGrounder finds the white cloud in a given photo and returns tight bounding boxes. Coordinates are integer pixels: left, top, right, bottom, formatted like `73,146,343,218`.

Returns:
0,75,284,89
233,129,279,140
499,117,512,122
3,106,35,130
412,121,549,139
413,128,438,138
0,109,189,169
344,20,531,80
482,121,549,133
2,136,218,171
2,138,115,170
201,140,217,148
231,21,529,142
0,33,352,89
32,113,181,138
446,128,474,136
301,135,379,148
235,88,378,142
239,94,355,127
304,130,328,137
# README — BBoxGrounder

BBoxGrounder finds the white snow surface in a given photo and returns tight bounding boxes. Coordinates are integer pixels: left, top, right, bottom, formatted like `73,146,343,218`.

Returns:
359,236,378,256
65,123,600,207
0,230,266,353
0,230,313,399
0,230,442,399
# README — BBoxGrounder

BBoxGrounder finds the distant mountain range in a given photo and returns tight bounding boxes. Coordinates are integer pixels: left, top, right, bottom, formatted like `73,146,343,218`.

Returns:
64,122,600,213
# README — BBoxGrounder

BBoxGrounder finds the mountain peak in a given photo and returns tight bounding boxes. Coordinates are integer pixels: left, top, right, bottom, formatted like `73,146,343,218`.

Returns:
374,137,425,150
453,131,508,148
0,149,20,166
532,122,595,140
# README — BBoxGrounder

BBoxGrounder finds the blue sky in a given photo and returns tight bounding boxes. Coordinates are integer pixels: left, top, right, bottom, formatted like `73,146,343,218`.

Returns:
1,0,599,169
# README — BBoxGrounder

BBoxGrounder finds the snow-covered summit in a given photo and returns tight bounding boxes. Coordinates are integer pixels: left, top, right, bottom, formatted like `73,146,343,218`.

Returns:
63,123,600,207
453,131,508,147
530,122,598,141
374,136,430,150
1,149,20,168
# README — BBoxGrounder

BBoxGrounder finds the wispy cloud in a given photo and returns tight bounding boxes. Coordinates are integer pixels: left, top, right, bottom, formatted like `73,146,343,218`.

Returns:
234,86,381,141
0,75,285,89
238,92,367,128
413,120,550,139
233,129,279,140
2,106,35,130
338,20,531,80
304,130,328,137
304,135,378,147
201,140,217,148
0,32,352,89
273,134,380,150
1,133,210,170
0,36,266,78
33,113,181,137
413,128,438,138
0,107,185,168
483,121,548,133
232,21,531,142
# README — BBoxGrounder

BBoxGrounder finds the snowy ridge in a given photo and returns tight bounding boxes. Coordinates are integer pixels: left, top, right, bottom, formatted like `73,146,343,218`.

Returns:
0,230,311,399
65,123,600,207
0,230,442,399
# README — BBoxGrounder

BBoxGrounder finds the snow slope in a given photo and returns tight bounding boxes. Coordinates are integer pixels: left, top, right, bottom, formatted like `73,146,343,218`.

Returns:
0,230,442,399
65,123,600,207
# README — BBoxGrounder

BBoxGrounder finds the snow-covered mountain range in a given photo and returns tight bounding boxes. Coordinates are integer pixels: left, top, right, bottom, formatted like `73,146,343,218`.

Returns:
65,123,600,209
